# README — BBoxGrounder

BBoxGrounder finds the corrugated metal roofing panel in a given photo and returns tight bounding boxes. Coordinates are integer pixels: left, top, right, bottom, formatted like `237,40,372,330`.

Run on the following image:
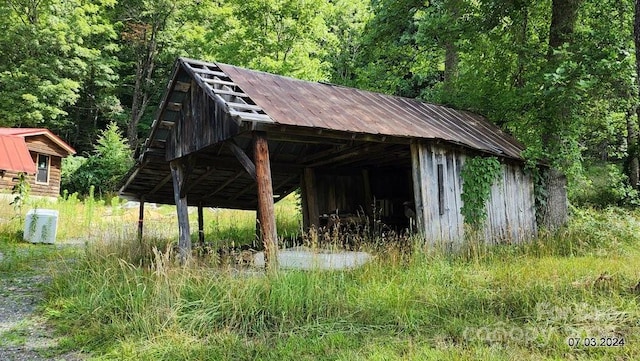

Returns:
0,128,76,155
215,61,524,160
0,135,36,174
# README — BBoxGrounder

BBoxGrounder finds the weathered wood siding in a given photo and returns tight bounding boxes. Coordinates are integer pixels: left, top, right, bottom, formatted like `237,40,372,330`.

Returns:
1,135,67,197
167,78,240,160
411,142,536,244
0,155,62,197
25,135,69,158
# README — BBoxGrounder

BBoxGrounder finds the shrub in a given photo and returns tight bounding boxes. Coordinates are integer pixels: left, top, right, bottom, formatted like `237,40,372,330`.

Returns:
62,122,133,197
569,163,638,208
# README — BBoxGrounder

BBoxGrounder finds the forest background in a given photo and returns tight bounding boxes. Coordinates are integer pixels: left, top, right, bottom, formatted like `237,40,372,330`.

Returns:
2,0,640,207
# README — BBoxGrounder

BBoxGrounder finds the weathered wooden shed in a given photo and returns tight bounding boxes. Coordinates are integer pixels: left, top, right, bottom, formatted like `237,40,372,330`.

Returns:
119,57,536,261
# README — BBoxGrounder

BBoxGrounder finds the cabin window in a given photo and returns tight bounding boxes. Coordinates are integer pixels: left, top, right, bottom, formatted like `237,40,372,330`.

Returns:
437,164,445,215
36,154,50,184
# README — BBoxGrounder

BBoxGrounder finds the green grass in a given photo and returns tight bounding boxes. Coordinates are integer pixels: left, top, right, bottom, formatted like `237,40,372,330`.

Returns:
2,196,640,360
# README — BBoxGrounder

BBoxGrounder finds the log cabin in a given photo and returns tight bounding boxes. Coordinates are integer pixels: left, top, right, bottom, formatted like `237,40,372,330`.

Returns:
0,128,76,200
119,58,550,263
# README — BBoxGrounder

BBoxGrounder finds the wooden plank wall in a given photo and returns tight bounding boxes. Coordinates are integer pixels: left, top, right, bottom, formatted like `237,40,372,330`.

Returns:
482,161,537,243
1,134,67,197
412,142,536,245
167,79,240,160
25,135,69,158
412,142,465,243
0,155,62,197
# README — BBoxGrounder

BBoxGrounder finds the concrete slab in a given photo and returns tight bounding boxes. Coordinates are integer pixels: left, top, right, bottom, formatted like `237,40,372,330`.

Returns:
253,246,372,270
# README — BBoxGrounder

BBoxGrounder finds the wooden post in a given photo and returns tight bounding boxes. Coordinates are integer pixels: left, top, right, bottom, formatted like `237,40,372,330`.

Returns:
303,168,320,229
197,204,205,247
137,198,145,242
170,159,192,265
410,141,425,237
254,132,278,271
299,175,310,229
255,206,262,249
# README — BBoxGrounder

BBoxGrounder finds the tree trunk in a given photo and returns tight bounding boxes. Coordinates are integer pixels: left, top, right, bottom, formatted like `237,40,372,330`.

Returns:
443,42,458,94
540,168,568,231
633,0,640,189
547,0,581,54
538,0,582,230
627,109,639,189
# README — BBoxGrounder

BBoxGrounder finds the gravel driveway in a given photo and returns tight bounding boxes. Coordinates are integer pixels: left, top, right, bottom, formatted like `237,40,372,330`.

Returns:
0,251,85,361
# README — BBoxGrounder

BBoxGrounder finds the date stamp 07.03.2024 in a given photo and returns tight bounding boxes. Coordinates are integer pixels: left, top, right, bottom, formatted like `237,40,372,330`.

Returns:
567,337,625,348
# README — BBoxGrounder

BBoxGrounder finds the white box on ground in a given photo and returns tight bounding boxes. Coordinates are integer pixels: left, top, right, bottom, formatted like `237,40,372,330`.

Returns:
24,209,59,244
254,246,372,270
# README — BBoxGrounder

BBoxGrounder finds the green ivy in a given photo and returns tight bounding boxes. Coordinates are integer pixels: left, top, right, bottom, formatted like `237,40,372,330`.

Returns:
460,156,502,229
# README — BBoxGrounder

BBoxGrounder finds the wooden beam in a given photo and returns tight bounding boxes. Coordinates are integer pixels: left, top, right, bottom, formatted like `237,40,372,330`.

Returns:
205,170,245,198
303,168,320,228
170,159,192,265
300,175,309,229
167,102,182,112
229,111,273,122
197,204,205,247
149,173,172,195
184,166,216,194
190,67,228,78
202,77,237,87
226,102,264,112
212,88,249,98
254,132,278,271
229,182,255,201
160,121,175,129
179,156,196,198
137,198,145,242
174,81,191,92
410,141,425,236
226,140,257,180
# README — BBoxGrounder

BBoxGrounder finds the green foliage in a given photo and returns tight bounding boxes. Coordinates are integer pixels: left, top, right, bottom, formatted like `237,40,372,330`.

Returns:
460,157,502,229
9,172,30,223
62,122,133,197
570,163,639,208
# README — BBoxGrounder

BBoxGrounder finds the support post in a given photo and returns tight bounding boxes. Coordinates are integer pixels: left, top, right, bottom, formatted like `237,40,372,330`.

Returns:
303,168,320,229
137,197,145,242
170,159,191,265
197,204,205,247
254,132,278,271
410,141,425,237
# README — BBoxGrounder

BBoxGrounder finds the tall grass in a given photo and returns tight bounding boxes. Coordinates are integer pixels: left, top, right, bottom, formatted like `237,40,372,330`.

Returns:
37,204,640,360
3,194,639,359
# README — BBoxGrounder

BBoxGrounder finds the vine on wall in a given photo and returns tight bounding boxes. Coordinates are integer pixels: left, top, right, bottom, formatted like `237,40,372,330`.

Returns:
460,156,502,229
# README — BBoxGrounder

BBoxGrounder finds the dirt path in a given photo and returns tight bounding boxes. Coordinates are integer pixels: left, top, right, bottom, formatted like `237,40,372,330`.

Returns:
0,252,85,361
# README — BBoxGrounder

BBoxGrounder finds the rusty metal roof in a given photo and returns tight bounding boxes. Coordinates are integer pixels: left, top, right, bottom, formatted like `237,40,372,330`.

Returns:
0,134,36,174
119,58,527,207
215,61,524,159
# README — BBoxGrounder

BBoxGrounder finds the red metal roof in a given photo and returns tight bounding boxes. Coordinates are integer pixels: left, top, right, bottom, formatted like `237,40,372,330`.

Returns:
0,128,76,155
0,134,36,174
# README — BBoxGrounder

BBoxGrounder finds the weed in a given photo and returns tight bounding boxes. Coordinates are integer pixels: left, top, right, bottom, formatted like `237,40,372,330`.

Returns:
3,195,640,360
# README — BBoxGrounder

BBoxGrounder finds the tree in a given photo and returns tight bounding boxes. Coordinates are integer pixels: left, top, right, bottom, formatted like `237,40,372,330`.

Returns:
63,122,133,197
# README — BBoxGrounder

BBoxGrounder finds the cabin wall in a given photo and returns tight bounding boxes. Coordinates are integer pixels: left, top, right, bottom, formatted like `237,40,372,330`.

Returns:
1,135,66,198
0,155,62,198
24,135,69,158
411,142,536,245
